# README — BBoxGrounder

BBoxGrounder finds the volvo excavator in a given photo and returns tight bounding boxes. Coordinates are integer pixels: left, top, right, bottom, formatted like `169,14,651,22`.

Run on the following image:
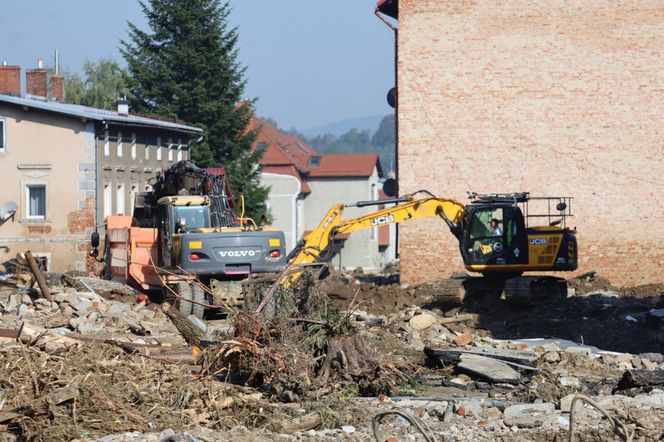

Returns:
282,191,577,304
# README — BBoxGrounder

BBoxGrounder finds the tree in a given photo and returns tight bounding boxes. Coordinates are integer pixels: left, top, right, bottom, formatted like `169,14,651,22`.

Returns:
371,114,395,148
49,59,128,110
120,0,267,218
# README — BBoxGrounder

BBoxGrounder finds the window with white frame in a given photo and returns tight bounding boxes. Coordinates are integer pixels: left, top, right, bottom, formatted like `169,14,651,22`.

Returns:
145,140,150,160
131,133,137,159
103,182,113,218
130,183,138,214
116,182,125,215
168,138,173,161
177,138,182,161
25,184,46,219
0,118,7,153
117,132,123,157
104,130,109,156
156,136,162,161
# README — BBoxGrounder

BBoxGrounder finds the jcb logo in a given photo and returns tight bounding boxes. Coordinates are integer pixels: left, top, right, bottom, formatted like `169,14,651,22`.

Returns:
371,215,395,226
529,238,548,245
322,215,335,229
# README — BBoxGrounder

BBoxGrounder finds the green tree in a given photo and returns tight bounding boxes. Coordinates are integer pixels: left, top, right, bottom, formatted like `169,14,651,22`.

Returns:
49,59,127,110
371,114,395,148
121,0,267,218
81,59,128,109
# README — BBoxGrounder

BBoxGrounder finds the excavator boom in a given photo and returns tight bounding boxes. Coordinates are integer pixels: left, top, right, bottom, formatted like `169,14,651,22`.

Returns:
284,191,466,286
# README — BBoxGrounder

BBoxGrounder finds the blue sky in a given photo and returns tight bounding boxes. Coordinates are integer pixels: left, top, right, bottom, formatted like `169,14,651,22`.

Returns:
0,0,394,130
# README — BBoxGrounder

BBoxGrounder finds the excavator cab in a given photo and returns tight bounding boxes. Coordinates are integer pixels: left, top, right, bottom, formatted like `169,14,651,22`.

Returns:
460,203,528,268
458,192,577,274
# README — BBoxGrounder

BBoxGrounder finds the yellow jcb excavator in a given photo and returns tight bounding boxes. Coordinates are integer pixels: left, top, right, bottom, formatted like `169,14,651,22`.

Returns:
282,191,577,305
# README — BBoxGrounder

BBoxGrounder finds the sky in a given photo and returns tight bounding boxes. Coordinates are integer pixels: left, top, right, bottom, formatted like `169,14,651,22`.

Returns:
0,0,395,131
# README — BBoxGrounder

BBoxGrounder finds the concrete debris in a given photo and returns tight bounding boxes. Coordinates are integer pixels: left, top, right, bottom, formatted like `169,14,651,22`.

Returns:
0,268,662,440
457,354,522,384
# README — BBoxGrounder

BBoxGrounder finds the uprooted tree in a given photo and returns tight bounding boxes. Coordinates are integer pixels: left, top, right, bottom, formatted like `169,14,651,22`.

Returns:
199,270,414,399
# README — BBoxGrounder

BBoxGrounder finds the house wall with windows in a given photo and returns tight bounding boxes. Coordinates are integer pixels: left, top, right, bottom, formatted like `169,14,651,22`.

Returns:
96,127,190,225
0,65,201,273
0,103,92,272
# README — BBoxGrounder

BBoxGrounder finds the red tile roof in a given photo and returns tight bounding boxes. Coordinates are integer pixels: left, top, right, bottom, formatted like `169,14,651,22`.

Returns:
308,154,382,178
251,117,382,194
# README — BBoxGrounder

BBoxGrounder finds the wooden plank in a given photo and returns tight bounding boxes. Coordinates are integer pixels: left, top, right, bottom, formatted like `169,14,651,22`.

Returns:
425,346,538,368
458,354,521,384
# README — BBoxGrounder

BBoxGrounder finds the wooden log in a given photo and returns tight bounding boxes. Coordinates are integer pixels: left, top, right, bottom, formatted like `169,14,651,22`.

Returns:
615,369,664,391
439,313,477,325
276,412,322,434
24,251,52,302
161,302,204,347
47,385,79,405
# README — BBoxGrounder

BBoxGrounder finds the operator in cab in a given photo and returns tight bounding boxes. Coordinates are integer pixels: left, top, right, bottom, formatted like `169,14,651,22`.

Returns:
490,218,503,236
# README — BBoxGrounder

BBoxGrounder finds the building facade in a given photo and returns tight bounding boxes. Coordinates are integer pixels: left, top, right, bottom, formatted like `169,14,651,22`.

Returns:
377,0,664,286
0,65,201,273
253,118,394,271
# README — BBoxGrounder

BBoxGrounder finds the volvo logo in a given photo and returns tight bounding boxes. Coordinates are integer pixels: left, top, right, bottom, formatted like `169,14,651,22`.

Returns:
219,250,258,258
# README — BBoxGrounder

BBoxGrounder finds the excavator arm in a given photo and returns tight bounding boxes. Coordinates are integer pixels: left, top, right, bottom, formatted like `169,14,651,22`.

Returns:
283,191,466,287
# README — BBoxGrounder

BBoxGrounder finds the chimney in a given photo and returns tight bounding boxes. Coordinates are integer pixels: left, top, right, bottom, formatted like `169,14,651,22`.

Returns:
117,98,129,115
26,59,47,99
51,74,65,101
0,64,20,96
50,49,65,101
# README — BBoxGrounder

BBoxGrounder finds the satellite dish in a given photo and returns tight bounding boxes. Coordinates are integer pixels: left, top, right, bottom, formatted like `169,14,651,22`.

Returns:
0,202,17,221
382,178,397,198
387,87,396,108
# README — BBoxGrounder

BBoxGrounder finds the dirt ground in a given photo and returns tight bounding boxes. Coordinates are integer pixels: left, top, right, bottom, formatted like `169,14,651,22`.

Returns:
0,269,662,441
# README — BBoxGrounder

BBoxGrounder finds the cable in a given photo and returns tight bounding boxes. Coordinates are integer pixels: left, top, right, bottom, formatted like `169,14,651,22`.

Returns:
569,394,633,442
372,409,437,442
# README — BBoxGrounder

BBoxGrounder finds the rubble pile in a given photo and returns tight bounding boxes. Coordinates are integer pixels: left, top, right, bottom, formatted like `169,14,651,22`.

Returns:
0,268,661,441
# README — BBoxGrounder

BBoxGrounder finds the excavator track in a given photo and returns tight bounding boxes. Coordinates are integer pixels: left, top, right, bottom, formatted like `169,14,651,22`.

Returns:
504,276,567,306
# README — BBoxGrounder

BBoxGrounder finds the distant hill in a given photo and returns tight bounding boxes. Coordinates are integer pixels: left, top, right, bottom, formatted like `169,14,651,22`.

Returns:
302,115,385,138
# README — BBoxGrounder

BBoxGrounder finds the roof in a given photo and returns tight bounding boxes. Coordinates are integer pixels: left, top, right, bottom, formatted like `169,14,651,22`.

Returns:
308,154,382,178
0,94,202,134
252,117,383,194
376,0,397,19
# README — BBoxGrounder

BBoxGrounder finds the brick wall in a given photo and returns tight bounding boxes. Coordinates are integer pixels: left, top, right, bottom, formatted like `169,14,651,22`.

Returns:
0,66,20,95
397,0,664,287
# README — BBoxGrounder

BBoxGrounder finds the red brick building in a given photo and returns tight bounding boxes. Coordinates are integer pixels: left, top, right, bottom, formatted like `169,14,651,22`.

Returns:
377,0,664,286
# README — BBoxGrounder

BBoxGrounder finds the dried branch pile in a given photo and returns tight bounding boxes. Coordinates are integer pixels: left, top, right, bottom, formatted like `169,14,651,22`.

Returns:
201,271,415,400
0,345,264,441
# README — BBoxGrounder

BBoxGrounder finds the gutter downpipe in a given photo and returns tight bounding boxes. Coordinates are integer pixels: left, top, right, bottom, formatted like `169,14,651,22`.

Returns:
375,6,399,260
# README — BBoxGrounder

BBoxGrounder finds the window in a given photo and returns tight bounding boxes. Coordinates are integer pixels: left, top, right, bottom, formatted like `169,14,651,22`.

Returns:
116,182,125,215
103,182,112,218
256,142,268,153
25,184,46,219
130,183,138,215
145,141,150,160
103,130,109,156
308,156,321,167
131,133,137,159
0,118,7,152
117,132,123,157
177,138,183,161
156,137,162,161
469,208,504,239
168,138,173,161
